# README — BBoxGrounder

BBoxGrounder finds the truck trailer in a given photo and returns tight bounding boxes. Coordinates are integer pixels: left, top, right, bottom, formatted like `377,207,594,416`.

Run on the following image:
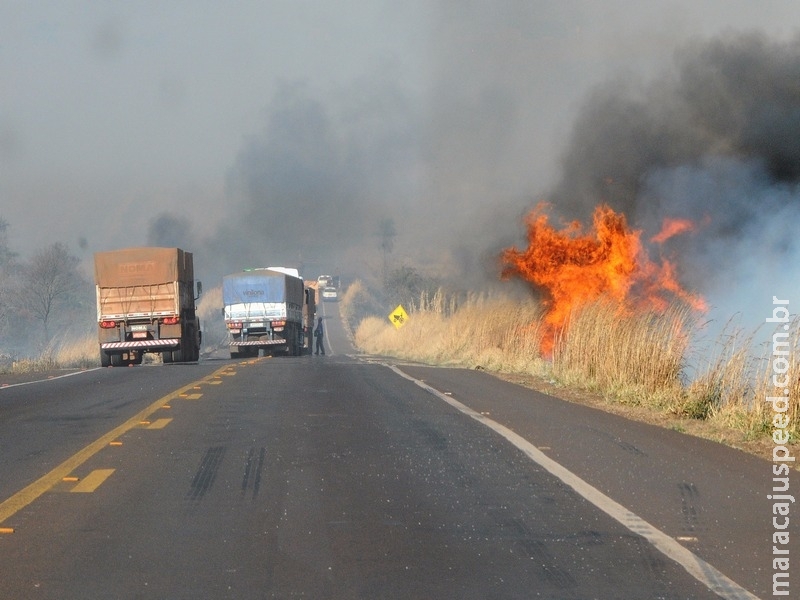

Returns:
223,269,308,358
94,247,202,366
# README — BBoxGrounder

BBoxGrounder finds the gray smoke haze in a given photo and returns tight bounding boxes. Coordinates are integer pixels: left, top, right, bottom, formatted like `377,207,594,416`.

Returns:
198,77,422,281
182,25,800,321
5,2,800,324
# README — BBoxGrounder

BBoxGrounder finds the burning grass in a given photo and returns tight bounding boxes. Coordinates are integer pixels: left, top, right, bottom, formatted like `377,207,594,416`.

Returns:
500,203,707,355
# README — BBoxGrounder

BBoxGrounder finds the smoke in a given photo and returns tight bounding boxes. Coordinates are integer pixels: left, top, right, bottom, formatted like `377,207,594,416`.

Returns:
545,31,800,330
146,213,192,249
191,78,422,283
144,26,800,325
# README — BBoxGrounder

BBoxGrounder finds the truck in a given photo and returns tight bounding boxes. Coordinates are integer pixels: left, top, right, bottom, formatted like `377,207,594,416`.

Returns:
223,268,310,358
94,247,202,366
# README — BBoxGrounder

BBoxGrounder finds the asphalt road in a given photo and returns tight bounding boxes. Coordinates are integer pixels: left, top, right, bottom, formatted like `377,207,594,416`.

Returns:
0,301,792,599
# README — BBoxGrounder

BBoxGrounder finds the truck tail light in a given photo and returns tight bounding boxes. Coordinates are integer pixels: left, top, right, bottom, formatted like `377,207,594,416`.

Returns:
227,321,243,330
100,320,117,329
161,316,180,325
272,320,286,327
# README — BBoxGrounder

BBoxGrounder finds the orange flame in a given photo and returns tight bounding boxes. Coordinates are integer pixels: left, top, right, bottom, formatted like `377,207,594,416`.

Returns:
501,203,706,355
650,217,696,243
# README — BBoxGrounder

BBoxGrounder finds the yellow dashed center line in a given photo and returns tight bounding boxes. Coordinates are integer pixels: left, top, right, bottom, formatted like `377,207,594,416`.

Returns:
70,469,115,493
0,363,232,526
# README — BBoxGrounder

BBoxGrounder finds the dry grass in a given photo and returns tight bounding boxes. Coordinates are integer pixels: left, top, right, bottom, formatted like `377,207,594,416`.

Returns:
349,282,799,448
354,291,548,377
8,331,98,372
552,300,692,406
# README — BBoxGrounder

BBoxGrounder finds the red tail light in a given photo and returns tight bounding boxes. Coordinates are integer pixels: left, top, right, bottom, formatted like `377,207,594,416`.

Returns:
100,320,117,329
161,316,180,325
272,320,286,327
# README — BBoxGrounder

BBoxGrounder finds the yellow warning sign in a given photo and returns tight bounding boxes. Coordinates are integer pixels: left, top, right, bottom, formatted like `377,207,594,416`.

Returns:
389,304,409,329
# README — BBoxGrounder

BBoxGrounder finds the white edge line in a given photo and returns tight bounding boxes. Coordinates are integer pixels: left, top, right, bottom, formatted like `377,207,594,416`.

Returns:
386,363,760,600
0,368,101,390
318,300,335,355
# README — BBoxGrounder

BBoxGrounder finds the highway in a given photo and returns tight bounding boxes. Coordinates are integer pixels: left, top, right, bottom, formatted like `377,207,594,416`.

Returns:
0,300,791,599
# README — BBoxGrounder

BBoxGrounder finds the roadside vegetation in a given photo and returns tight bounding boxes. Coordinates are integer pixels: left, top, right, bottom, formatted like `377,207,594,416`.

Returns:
343,278,797,454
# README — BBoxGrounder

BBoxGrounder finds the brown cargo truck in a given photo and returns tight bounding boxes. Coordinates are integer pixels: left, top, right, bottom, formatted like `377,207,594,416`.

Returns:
94,247,202,366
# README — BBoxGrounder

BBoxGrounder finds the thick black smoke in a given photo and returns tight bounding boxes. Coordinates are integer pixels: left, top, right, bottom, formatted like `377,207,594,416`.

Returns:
547,31,800,318
551,31,800,221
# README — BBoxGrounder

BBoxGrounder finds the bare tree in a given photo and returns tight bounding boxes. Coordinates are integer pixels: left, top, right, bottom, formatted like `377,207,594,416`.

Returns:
0,219,18,347
377,217,396,285
0,218,16,268
17,243,84,345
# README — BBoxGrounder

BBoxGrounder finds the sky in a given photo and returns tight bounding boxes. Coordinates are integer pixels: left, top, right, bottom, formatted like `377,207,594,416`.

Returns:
3,1,800,329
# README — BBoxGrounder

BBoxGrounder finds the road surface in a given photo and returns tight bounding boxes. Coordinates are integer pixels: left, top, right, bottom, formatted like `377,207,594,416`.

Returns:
0,300,791,598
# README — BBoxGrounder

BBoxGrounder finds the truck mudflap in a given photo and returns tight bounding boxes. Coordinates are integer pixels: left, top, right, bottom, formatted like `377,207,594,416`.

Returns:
101,339,180,350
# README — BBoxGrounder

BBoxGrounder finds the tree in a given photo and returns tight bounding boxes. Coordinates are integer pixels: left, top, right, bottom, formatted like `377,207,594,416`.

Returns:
377,217,396,284
17,243,85,345
384,265,441,311
0,218,18,344
0,218,17,268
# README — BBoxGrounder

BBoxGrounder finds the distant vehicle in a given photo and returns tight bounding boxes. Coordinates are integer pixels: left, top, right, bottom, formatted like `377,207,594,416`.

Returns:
94,247,202,366
317,275,333,288
321,286,338,302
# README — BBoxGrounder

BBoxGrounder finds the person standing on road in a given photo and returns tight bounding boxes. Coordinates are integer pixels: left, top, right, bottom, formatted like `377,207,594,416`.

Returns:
314,317,325,355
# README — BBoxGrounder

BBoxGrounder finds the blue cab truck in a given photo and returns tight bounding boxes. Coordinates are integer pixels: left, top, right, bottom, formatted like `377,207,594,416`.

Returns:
223,268,313,358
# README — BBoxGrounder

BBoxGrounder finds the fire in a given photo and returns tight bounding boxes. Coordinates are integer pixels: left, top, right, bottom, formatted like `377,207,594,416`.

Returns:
650,217,696,243
501,203,706,355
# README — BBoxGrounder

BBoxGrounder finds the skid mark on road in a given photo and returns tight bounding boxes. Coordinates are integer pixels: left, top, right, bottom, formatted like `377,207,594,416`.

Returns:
188,446,226,502
679,482,703,533
0,363,234,528
241,447,267,500
386,363,760,600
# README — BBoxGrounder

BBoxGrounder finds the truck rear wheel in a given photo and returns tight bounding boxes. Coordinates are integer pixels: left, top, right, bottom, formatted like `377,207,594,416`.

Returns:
100,350,111,367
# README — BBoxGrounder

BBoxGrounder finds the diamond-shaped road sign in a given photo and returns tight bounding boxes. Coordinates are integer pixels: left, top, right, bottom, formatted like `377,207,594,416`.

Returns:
389,304,409,329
